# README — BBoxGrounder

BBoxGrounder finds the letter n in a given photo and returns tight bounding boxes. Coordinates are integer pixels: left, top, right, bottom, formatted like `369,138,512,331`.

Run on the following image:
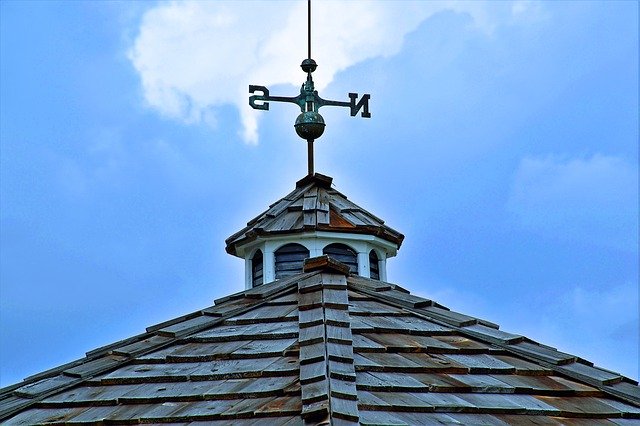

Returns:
349,93,371,118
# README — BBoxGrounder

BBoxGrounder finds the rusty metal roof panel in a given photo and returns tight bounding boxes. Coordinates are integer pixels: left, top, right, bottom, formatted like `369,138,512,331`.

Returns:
1,266,639,424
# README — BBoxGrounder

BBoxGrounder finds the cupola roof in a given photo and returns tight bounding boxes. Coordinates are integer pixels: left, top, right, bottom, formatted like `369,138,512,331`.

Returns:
225,173,404,257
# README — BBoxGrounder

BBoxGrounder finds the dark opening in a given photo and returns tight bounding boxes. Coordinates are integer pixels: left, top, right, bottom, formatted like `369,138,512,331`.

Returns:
275,243,310,279
369,250,380,280
252,250,264,287
323,243,358,275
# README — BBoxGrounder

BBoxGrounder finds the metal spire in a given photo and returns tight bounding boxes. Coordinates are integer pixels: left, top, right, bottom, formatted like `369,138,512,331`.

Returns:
248,0,371,176
306,0,314,175
307,0,311,60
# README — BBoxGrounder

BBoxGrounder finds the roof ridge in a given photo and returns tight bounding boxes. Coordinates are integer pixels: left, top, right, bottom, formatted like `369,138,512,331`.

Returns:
346,276,640,408
297,272,359,424
0,276,309,421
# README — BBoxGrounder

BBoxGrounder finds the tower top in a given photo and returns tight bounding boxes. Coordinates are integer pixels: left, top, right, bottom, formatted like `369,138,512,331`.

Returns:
248,0,371,176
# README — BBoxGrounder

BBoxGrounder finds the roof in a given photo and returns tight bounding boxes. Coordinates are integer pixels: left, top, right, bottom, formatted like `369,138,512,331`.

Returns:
2,257,638,425
225,174,405,256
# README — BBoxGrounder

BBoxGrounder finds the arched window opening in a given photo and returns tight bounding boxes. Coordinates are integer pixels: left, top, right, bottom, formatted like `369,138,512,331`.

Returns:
275,243,310,279
369,250,380,280
251,250,264,287
323,243,358,275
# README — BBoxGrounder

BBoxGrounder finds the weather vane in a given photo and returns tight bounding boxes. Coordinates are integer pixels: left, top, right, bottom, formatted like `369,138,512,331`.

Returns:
249,0,371,176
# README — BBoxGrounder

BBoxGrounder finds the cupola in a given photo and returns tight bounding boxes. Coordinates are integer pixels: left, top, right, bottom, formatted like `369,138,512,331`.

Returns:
225,173,404,288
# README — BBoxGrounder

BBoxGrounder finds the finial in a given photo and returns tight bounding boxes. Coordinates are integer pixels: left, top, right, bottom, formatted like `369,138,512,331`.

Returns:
300,58,317,74
248,0,371,176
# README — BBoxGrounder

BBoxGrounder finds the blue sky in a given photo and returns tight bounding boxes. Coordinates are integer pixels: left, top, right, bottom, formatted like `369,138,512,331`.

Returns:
1,1,637,386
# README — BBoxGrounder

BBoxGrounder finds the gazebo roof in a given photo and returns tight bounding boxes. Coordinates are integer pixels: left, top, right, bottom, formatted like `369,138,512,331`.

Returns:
2,257,638,425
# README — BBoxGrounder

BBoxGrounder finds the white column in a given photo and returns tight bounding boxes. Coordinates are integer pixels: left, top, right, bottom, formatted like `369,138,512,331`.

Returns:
264,249,275,283
308,239,323,258
357,251,369,277
379,257,387,282
244,258,252,289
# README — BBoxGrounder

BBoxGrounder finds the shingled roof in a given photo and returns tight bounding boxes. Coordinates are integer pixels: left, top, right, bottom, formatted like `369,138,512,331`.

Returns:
2,257,638,425
225,174,404,256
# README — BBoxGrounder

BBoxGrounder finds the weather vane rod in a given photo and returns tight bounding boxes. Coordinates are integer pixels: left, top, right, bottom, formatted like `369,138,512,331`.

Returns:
307,0,311,60
249,0,371,176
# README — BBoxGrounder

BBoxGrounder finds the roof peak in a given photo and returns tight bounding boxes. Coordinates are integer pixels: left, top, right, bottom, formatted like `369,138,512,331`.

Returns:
295,172,333,189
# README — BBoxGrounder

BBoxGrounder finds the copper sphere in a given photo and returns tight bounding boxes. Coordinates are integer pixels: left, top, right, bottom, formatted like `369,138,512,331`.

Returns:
295,111,325,140
300,58,318,73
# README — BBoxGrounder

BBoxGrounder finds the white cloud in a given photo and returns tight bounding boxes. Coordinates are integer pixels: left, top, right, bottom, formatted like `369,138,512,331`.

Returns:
507,154,638,251
128,1,536,144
